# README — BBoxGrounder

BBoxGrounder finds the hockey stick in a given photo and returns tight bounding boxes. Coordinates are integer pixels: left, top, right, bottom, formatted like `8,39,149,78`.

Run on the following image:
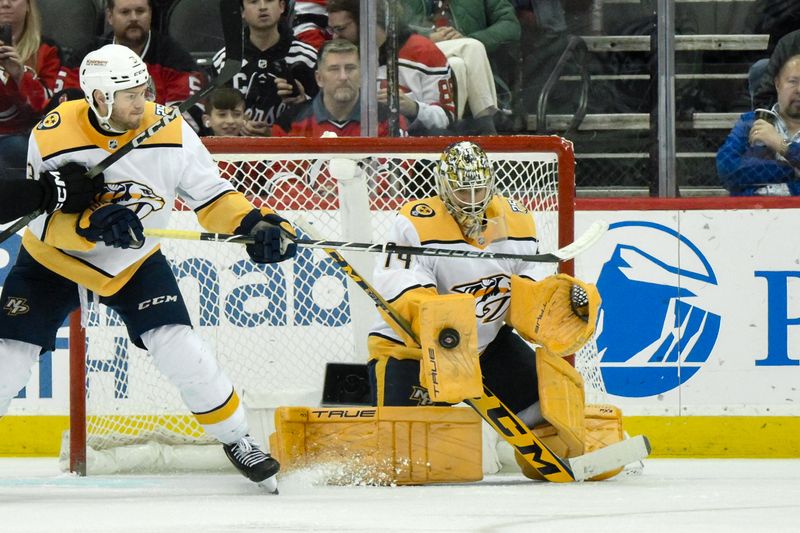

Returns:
143,220,608,264
0,0,244,246
292,218,650,482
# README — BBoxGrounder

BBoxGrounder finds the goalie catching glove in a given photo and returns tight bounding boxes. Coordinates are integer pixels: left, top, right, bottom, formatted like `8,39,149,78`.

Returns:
235,209,297,264
39,162,105,214
76,203,144,249
509,274,601,356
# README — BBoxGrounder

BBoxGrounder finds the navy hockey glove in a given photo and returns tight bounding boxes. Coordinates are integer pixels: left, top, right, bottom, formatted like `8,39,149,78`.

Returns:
235,210,297,264
76,204,144,249
39,162,105,214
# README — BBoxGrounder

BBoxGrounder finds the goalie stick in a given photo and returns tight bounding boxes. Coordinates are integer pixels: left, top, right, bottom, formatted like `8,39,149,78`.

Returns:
0,0,244,246
143,220,609,264
291,217,650,483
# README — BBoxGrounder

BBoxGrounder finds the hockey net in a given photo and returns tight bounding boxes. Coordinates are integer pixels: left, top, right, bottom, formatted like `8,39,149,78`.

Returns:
64,136,604,474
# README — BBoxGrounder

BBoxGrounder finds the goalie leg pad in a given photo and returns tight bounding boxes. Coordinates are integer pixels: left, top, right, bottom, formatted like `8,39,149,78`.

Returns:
418,294,481,403
269,406,483,485
515,404,626,481
536,347,586,456
509,274,601,357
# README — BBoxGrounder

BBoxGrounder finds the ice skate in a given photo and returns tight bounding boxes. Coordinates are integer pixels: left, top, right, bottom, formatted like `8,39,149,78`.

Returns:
224,435,280,493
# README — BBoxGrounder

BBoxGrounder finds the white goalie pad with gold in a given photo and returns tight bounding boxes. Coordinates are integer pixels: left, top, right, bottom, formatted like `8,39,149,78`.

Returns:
509,274,601,357
269,406,483,485
418,293,481,403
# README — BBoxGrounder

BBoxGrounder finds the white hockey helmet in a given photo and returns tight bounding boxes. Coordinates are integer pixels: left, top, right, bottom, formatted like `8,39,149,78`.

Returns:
435,141,496,238
80,44,150,130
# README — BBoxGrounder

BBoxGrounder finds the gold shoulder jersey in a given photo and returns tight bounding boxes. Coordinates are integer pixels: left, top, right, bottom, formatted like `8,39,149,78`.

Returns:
23,100,256,296
368,195,555,360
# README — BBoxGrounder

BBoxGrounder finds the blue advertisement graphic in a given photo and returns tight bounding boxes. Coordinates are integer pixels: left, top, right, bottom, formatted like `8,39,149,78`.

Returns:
596,221,721,397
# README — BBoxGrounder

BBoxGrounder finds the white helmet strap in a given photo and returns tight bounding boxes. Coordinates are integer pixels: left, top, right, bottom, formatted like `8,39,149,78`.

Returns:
89,90,125,133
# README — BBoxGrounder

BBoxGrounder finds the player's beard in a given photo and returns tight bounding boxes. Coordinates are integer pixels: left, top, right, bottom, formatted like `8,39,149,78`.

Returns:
110,111,144,132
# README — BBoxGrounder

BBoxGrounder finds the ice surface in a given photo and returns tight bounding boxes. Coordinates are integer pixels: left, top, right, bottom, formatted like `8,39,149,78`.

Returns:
1,458,798,533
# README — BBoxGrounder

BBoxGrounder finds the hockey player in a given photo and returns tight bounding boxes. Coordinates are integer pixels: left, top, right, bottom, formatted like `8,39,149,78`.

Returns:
367,141,622,481
0,44,295,489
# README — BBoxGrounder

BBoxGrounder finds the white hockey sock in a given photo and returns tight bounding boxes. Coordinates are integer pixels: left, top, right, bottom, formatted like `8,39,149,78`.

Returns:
141,325,249,444
0,339,41,417
516,401,544,429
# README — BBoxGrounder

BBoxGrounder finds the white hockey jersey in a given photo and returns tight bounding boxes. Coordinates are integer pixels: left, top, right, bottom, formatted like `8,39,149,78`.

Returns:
368,195,553,360
23,100,257,296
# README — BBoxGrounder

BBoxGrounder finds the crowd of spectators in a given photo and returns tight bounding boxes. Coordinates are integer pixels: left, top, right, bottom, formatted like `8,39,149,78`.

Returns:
6,0,797,195
1,0,554,157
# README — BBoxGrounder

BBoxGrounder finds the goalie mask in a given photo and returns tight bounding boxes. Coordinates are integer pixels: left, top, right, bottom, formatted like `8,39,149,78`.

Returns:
435,141,496,239
80,44,150,132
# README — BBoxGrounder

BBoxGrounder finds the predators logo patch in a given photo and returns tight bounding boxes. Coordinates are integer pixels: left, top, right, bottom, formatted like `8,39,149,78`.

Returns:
37,112,61,130
4,297,30,316
410,203,435,218
100,181,166,218
452,274,511,323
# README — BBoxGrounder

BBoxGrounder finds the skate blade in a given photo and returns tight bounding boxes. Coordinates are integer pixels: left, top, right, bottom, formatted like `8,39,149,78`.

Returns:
258,475,279,494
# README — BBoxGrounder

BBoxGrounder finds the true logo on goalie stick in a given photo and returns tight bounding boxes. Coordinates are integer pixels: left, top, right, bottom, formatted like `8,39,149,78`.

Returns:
594,221,720,397
410,203,435,218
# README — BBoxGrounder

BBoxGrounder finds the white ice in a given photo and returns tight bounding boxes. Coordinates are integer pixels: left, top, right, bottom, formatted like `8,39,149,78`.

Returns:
1,458,798,533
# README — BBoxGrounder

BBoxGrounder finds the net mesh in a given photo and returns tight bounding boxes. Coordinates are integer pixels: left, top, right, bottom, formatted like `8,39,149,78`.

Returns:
71,137,604,465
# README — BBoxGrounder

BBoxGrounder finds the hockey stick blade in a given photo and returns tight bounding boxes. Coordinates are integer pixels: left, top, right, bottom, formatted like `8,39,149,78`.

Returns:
568,435,651,482
0,0,243,246
551,220,608,261
144,220,608,263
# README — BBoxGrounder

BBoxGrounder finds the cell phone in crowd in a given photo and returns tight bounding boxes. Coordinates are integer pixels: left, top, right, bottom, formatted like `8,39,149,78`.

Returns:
272,59,299,97
0,25,12,46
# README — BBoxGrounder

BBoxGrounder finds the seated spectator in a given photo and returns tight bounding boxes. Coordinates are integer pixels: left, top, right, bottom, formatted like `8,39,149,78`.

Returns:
272,39,407,137
327,0,455,136
717,54,800,196
753,29,800,109
292,0,331,50
202,87,246,136
212,0,318,137
270,39,408,204
57,0,206,130
0,0,63,180
404,0,521,106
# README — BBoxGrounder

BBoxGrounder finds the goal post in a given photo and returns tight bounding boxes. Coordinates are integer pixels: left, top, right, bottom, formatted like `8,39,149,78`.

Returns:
66,135,591,474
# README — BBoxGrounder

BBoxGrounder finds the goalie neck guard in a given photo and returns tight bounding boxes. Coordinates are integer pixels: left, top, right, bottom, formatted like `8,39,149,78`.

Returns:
79,44,150,133
435,141,496,239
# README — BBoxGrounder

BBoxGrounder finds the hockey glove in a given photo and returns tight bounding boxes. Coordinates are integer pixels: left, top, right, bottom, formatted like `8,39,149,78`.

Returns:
76,204,145,249
39,162,105,214
235,210,297,263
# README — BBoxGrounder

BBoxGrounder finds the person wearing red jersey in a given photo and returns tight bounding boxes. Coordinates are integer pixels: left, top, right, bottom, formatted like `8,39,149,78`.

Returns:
270,39,406,206
0,0,63,179
327,0,455,135
272,39,406,137
57,0,206,130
